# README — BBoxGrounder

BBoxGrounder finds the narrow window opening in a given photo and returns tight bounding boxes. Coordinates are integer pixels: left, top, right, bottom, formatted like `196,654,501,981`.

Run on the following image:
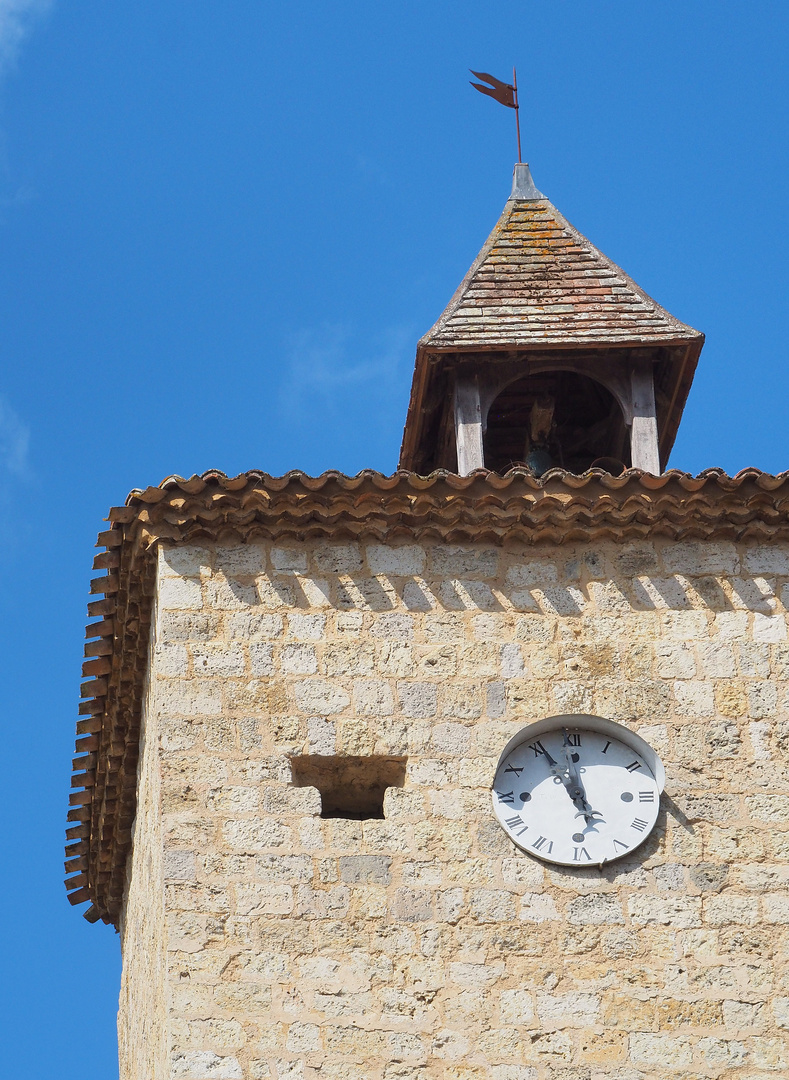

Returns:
290,755,407,820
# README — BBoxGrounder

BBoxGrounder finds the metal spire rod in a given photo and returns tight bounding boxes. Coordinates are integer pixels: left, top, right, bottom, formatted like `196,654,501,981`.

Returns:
513,66,522,163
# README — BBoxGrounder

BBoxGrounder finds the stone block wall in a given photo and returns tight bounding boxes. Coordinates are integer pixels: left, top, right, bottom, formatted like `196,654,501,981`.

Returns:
119,608,169,1080
120,538,789,1079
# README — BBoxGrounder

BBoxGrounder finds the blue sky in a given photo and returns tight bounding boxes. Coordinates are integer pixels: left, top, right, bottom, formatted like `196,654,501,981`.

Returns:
1,2,787,1075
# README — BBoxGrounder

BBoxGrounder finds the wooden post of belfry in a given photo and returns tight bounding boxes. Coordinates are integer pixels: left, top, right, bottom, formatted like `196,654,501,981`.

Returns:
454,377,485,474
630,362,661,474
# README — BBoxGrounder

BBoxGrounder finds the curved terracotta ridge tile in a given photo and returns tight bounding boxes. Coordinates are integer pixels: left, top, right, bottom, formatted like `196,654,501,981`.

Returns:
127,498,789,536
135,466,789,498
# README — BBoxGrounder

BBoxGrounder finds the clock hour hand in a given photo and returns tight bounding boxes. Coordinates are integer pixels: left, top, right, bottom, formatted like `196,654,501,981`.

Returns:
542,739,577,790
541,743,572,786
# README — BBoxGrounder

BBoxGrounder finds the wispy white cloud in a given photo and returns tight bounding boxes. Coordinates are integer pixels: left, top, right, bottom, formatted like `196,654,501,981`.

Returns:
275,324,415,471
0,394,30,477
0,0,51,75
278,324,413,423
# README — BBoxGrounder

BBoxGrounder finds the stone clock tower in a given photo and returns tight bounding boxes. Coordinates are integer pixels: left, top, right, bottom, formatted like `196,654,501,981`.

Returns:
67,165,789,1079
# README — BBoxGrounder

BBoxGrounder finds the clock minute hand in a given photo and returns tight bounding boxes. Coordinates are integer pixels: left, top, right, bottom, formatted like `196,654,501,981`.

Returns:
541,740,597,824
560,729,600,825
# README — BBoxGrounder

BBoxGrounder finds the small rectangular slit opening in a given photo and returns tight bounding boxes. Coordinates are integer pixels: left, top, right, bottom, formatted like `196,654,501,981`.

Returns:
290,755,407,820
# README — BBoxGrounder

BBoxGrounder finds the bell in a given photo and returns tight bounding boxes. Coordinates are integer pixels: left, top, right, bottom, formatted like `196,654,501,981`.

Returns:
525,447,554,477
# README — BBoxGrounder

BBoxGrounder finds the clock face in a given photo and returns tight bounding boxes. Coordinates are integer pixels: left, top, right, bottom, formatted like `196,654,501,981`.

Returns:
492,722,661,866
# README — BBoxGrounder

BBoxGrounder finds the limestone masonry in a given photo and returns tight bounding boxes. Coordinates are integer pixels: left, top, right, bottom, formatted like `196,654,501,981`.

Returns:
118,537,789,1079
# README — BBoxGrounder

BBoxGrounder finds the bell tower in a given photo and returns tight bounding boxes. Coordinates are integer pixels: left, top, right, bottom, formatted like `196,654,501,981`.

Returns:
69,160,789,1080
400,164,704,476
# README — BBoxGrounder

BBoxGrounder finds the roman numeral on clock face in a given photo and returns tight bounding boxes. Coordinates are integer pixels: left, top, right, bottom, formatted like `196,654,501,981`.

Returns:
496,790,515,804
504,764,524,776
504,814,529,837
631,818,648,832
528,741,547,758
565,733,581,747
626,761,642,772
572,846,591,861
638,791,655,802
532,836,553,853
613,838,630,852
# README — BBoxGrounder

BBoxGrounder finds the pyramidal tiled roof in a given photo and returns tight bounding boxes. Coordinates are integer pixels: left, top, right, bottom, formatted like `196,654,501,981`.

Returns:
421,165,702,350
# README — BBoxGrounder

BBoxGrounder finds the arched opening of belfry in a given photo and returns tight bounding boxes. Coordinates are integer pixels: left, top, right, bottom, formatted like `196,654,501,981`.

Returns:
483,369,629,475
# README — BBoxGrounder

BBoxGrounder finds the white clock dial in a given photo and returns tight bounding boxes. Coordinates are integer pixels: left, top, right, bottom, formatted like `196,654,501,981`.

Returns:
492,716,662,867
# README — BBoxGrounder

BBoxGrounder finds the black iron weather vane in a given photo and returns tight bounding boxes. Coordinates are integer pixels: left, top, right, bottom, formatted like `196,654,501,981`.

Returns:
469,68,522,163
